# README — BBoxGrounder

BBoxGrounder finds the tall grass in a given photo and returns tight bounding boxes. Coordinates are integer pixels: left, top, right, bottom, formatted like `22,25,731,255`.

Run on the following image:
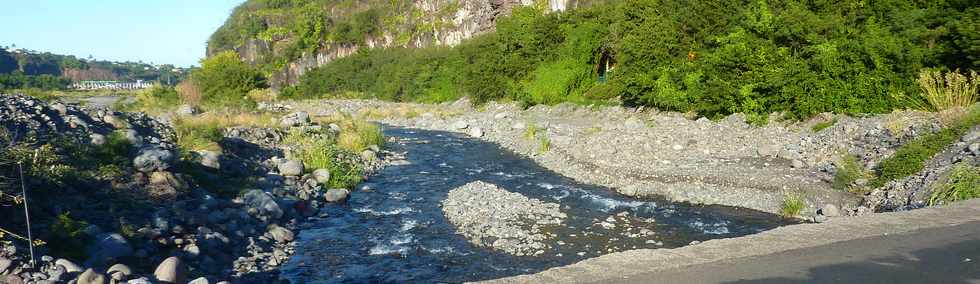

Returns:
337,120,384,152
895,69,979,125
871,106,980,187
781,195,805,217
283,128,364,189
173,118,225,152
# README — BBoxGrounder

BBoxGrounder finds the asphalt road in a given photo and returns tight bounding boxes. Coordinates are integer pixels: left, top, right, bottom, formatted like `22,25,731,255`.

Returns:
615,221,980,284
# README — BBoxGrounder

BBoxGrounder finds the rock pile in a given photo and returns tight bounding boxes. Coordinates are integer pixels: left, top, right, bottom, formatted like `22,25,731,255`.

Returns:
441,181,566,256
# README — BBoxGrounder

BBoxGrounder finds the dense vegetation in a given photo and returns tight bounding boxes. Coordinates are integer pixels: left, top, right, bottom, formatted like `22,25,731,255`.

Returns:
280,0,978,120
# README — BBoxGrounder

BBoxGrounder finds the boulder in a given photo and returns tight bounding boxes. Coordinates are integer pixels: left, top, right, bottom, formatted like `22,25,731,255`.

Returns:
134,147,176,172
278,160,304,177
280,111,310,127
313,169,332,184
820,204,842,217
453,120,469,130
149,171,190,192
176,105,199,117
189,277,210,284
243,190,284,221
512,122,527,130
2,275,23,284
324,188,350,203
153,257,187,284
107,264,132,281
90,133,107,146
267,225,295,244
791,159,805,169
198,150,221,170
55,258,83,273
0,257,11,274
103,114,127,129
361,150,377,162
76,269,107,284
51,103,68,115
469,127,484,138
87,233,133,266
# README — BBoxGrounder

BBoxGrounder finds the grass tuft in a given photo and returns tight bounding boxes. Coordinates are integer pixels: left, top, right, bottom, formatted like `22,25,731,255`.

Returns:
832,154,867,192
811,118,838,133
929,164,980,206
781,195,805,218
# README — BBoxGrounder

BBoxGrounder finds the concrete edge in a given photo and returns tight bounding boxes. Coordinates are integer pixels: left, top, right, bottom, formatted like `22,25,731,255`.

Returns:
479,198,980,283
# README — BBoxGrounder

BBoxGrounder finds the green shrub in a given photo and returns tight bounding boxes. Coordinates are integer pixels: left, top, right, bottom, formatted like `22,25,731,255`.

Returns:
337,120,384,152
929,164,980,206
191,51,264,110
811,118,838,133
832,154,866,191
46,212,90,261
174,118,225,152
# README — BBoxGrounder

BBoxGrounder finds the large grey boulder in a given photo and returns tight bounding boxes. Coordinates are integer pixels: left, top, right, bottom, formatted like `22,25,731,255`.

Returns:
76,269,107,284
176,105,199,117
153,257,187,284
198,150,221,170
107,264,132,281
243,190,284,221
324,188,350,203
87,233,133,266
55,258,83,273
313,169,331,184
280,111,310,127
267,225,295,244
134,147,176,172
278,160,304,177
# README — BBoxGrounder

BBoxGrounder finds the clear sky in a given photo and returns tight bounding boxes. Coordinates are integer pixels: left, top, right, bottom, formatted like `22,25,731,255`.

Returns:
1,0,245,67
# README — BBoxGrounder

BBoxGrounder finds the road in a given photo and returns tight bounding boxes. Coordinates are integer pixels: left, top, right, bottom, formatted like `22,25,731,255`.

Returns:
618,221,980,284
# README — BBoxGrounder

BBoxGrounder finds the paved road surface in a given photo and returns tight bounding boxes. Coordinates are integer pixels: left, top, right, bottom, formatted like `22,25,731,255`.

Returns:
617,221,980,284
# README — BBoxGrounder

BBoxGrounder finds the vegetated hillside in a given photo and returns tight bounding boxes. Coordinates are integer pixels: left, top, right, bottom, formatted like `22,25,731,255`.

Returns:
207,0,598,87
0,47,192,91
284,0,978,120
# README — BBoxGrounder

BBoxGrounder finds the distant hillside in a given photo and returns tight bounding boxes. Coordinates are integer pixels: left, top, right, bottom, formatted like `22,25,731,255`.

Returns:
0,47,193,90
207,0,596,87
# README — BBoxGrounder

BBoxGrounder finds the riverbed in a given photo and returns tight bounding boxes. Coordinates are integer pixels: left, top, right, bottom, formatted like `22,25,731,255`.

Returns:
281,126,794,283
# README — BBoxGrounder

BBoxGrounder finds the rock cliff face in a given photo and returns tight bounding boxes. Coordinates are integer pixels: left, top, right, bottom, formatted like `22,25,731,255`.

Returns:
210,0,578,88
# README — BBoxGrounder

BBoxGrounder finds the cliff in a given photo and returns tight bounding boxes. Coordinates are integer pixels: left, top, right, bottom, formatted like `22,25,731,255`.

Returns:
207,0,581,88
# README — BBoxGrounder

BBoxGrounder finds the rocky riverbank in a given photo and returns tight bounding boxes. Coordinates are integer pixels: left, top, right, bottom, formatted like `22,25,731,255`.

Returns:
0,94,386,283
292,99,978,219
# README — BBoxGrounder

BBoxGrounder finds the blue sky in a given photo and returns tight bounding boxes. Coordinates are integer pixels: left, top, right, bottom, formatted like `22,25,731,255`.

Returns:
1,0,245,67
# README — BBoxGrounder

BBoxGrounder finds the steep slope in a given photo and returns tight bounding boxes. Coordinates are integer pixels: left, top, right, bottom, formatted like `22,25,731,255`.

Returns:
207,0,583,88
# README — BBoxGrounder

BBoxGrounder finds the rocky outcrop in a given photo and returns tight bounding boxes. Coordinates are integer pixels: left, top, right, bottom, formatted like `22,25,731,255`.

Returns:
441,181,566,256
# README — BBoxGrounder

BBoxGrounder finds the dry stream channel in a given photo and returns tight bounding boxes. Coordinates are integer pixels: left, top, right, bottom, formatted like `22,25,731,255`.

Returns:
282,126,795,283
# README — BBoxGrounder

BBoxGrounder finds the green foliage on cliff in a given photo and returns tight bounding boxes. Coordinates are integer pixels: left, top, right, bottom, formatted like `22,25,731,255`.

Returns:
283,0,977,119
191,51,266,109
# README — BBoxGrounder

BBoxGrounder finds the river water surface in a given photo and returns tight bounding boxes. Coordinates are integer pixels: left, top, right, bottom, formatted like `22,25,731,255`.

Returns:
281,126,794,283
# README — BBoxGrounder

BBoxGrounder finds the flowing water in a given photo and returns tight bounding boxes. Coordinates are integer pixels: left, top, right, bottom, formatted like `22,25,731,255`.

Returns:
282,126,794,283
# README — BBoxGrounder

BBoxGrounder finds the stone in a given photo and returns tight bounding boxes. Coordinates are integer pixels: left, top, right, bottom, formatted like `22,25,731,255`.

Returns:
814,214,828,223
127,277,153,284
47,263,66,281
452,120,469,130
176,105,199,116
512,122,527,130
361,150,377,162
189,277,210,284
820,204,842,217
278,160,304,177
55,258,83,273
757,145,779,157
469,127,484,138
2,275,23,284
149,171,190,192
313,169,332,184
120,129,143,148
969,142,979,155
107,264,132,281
76,268,107,284
267,225,295,244
51,103,68,115
0,257,10,274
103,114,127,128
198,151,221,170
243,190,284,221
494,112,509,119
324,188,350,203
87,233,133,266
134,147,176,172
672,144,684,151
153,257,187,284
791,159,804,169
280,111,310,127
184,244,201,257
89,133,107,146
